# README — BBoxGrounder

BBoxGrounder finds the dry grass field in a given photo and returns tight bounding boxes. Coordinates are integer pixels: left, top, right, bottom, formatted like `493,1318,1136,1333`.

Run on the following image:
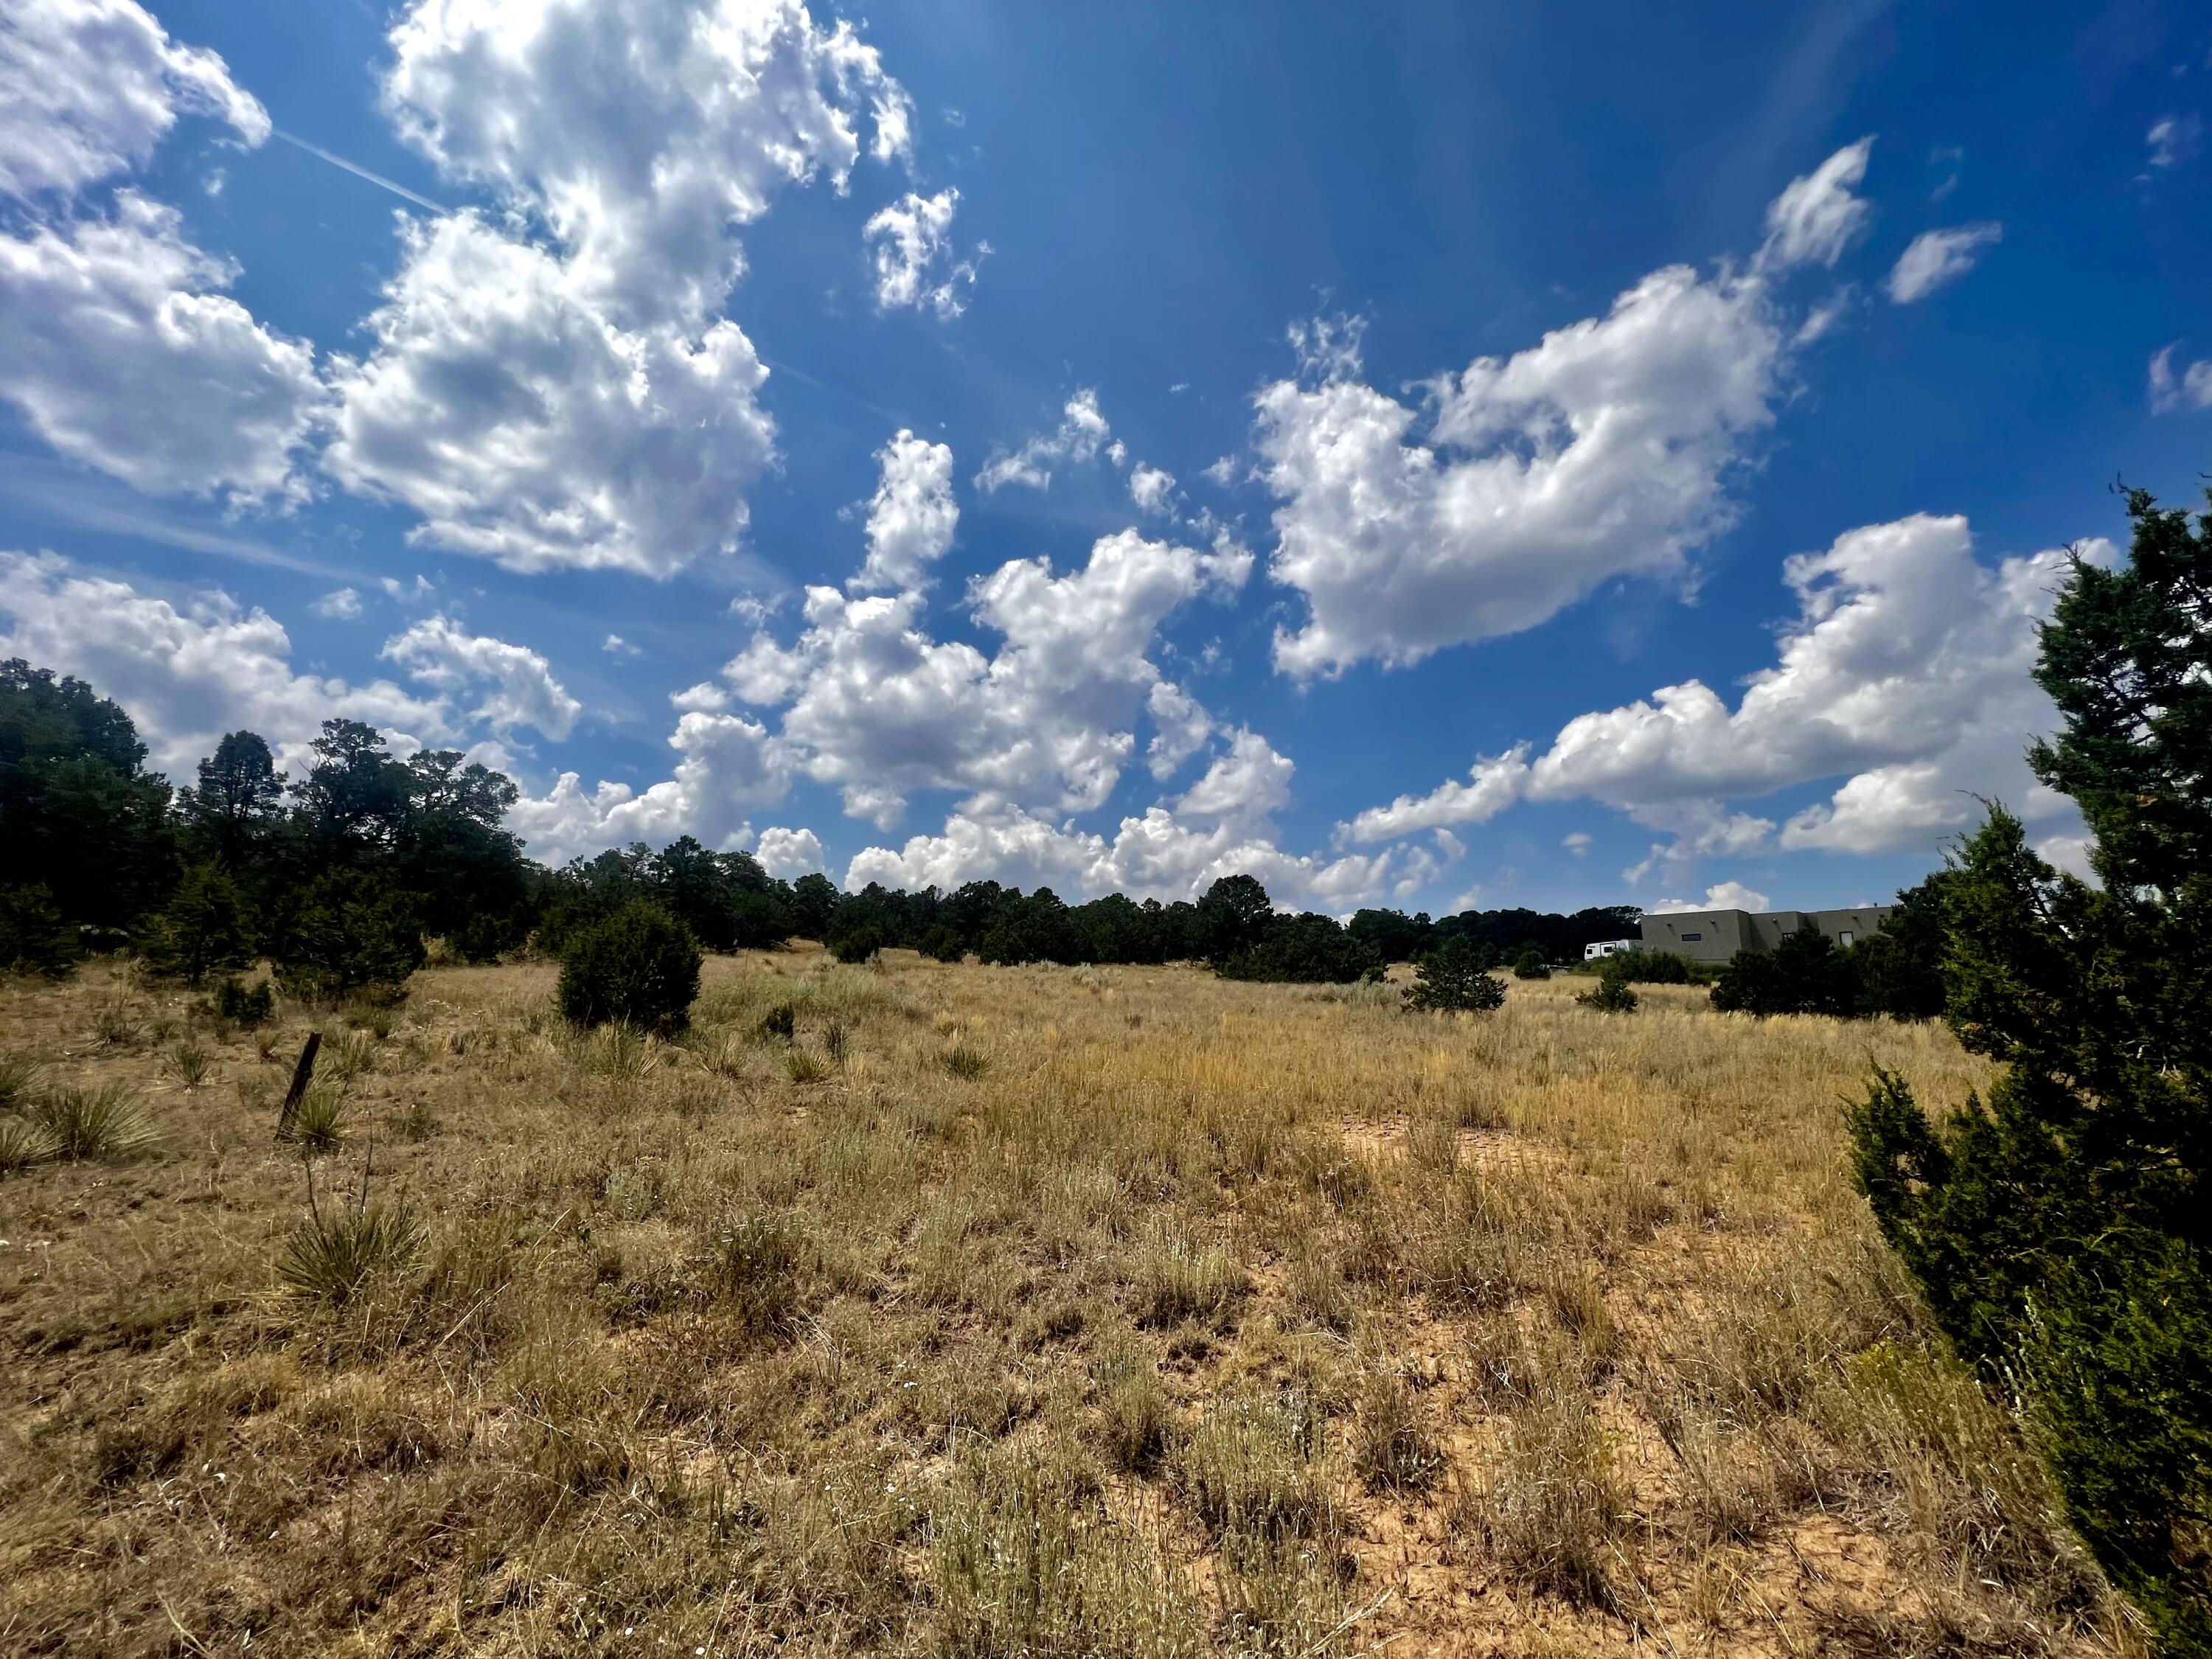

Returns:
0,950,2146,1657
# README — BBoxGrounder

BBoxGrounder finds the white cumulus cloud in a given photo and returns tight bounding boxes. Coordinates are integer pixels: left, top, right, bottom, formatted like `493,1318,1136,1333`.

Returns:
753,825,827,878
0,0,269,201
0,194,327,504
1338,513,2103,868
380,613,582,741
324,213,773,576
1253,145,1874,678
380,0,911,327
852,428,958,591
0,551,449,779
975,389,1112,492
863,187,979,318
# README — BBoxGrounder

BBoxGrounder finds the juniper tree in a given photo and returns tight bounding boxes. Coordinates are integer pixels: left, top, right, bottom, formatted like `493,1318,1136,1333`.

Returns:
1405,937,1506,1012
1848,484,2212,1649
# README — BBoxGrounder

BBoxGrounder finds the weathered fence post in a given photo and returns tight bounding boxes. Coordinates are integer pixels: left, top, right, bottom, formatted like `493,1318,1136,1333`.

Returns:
276,1031,321,1140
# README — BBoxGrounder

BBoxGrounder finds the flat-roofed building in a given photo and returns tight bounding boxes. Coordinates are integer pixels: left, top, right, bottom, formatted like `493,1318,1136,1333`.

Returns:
1638,905,1893,965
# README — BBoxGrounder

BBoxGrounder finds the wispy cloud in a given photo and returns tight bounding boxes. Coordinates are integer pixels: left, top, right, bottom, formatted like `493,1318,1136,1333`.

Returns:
0,453,361,578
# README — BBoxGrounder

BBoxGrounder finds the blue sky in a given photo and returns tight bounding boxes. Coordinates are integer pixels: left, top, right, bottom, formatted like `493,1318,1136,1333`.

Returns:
2,0,2208,916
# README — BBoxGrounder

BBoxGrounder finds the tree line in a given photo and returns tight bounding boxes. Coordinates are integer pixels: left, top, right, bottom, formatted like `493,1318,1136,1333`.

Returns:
0,658,1645,995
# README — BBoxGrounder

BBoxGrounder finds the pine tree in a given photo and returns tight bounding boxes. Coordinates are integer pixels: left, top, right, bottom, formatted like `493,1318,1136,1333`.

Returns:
1404,938,1506,1012
1848,485,2211,1649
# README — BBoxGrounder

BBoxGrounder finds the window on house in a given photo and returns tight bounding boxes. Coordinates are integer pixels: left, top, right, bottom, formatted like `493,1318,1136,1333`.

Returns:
1838,931,1854,947
1680,932,1702,942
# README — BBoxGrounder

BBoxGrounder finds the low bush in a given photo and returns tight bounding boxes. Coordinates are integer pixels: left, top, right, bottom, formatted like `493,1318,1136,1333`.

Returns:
274,868,425,1005
141,864,249,985
1710,923,1855,1016
215,975,274,1026
1575,964,1639,1012
0,883,77,978
827,923,886,964
1610,949,1694,984
281,1085,347,1155
1510,945,1551,981
557,902,702,1034
1405,939,1506,1012
453,912,514,964
0,1113,57,1174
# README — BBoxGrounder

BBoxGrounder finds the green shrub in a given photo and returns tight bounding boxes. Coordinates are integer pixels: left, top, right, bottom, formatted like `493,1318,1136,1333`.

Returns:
0,1054,38,1113
274,868,425,1004
827,923,885,964
0,884,77,978
1611,948,1693,984
142,863,249,985
1218,912,1381,984
920,925,966,963
1404,938,1506,1012
557,902,702,1034
215,975,274,1026
1575,964,1638,1012
939,1042,989,1079
1510,945,1551,981
453,912,513,964
1710,923,1854,1016
166,1042,212,1091
0,1114,58,1174
280,1084,347,1154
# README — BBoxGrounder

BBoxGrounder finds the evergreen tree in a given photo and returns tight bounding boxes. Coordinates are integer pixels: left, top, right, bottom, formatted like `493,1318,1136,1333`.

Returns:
1194,874,1273,966
1,662,178,932
1710,922,1855,1016
1848,485,2212,1649
790,872,841,940
1404,938,1506,1012
274,867,425,1003
178,731,285,866
144,863,251,984
1218,912,1380,984
1850,872,1955,1020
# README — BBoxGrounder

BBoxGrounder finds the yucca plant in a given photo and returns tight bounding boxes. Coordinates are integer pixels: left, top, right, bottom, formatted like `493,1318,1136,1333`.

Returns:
277,1159,421,1307
33,1084,156,1161
88,996,140,1048
325,1029,376,1083
940,1043,989,1079
167,1042,212,1090
0,1114,58,1174
281,1084,347,1155
0,1054,38,1113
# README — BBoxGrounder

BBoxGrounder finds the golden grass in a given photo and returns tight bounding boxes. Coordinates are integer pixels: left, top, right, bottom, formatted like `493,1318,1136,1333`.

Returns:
0,950,2146,1657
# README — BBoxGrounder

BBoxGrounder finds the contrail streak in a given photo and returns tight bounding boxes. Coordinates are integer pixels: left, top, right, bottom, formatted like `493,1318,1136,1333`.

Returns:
272,129,448,214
